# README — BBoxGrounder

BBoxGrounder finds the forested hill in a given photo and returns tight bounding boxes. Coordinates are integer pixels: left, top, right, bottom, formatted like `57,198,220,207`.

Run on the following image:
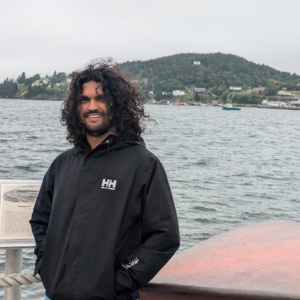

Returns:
119,53,300,93
1,53,300,100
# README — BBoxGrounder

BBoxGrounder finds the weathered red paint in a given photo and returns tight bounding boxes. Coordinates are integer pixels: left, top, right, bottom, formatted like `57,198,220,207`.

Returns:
140,220,300,300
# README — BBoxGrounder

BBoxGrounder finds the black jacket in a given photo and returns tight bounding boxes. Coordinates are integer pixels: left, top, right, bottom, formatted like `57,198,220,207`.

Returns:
30,136,180,300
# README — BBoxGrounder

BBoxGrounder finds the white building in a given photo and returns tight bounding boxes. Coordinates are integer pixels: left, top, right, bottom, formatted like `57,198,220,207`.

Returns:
41,78,48,84
278,90,291,96
172,90,186,96
193,61,201,65
31,80,41,87
263,100,286,107
229,86,242,91
193,88,206,94
290,100,300,107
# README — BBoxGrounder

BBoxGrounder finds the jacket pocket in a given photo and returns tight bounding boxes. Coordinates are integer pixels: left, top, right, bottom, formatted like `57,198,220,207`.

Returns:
114,268,136,300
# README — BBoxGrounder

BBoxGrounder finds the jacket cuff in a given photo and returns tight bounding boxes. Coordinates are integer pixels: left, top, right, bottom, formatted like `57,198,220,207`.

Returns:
34,241,44,259
34,257,43,276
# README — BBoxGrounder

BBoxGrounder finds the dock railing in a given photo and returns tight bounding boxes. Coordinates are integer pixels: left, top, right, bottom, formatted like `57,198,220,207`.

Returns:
1,246,41,300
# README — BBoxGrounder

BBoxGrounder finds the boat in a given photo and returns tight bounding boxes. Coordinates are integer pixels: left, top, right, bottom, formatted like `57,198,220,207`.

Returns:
222,100,241,111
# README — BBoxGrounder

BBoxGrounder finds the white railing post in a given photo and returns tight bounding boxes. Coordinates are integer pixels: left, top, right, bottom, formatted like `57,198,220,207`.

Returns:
4,248,22,300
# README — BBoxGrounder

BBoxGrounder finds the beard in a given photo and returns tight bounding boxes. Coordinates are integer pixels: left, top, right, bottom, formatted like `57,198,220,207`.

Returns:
84,120,111,137
81,110,113,137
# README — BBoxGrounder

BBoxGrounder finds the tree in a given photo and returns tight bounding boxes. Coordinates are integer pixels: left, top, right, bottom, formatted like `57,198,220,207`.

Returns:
17,72,26,84
25,74,41,85
0,78,18,98
265,82,279,96
155,91,163,101
56,72,67,83
194,92,200,101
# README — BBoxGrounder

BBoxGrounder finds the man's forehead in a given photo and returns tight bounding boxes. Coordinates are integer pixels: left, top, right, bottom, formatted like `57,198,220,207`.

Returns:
81,81,103,93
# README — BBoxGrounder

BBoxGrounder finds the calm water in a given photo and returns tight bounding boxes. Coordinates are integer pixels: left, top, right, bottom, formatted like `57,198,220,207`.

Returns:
0,99,300,299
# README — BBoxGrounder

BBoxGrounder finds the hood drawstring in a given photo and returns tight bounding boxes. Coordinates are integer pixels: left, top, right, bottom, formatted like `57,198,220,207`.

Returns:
73,147,80,156
106,139,115,154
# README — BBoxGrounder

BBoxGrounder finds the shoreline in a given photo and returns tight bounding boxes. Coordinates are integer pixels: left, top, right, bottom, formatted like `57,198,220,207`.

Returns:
0,98,63,102
257,104,300,110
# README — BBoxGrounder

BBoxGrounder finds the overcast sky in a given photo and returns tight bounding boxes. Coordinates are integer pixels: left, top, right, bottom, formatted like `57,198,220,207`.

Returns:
1,0,300,82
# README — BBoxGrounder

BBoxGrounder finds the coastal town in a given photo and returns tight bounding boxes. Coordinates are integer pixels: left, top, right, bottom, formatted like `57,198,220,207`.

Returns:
147,84,300,109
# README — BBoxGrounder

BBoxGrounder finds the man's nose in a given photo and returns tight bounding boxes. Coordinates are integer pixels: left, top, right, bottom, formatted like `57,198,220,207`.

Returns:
87,99,98,110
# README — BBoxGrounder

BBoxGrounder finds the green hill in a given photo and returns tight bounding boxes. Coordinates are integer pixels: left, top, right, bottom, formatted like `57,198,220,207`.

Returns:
1,53,300,103
119,53,300,96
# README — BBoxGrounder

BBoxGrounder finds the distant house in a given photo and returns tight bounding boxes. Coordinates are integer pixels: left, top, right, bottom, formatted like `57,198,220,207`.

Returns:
172,90,186,96
162,92,168,95
193,88,206,94
278,90,291,96
160,100,171,105
41,78,48,84
193,61,201,65
252,87,265,93
262,100,286,107
149,91,154,95
290,100,300,107
150,99,158,104
229,86,242,91
31,80,41,87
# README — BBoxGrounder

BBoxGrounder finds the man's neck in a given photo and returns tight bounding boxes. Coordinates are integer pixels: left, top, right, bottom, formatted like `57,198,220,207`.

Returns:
86,130,115,150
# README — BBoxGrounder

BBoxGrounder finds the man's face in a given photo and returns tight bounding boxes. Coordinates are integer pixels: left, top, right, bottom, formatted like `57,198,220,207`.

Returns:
78,81,111,137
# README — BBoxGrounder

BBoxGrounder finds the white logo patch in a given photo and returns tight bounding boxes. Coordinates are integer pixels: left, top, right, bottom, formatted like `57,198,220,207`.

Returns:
122,258,139,269
101,179,117,190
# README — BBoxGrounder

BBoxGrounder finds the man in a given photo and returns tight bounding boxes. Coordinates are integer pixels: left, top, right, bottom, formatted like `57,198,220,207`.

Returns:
30,61,180,300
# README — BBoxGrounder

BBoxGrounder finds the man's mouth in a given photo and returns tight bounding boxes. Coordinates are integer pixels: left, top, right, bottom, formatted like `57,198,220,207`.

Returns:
87,114,100,119
85,112,105,119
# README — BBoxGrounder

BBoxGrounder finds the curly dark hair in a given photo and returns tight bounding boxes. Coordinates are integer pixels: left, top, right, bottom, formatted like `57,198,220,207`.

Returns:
61,60,150,146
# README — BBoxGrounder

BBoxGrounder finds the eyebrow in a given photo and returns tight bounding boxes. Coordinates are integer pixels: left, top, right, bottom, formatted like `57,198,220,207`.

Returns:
79,94,105,100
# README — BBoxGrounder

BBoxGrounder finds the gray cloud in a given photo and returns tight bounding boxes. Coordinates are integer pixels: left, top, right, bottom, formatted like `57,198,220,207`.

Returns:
1,0,300,81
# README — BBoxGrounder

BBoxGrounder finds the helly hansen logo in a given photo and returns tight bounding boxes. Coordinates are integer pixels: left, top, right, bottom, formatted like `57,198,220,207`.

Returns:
122,258,139,270
101,179,117,190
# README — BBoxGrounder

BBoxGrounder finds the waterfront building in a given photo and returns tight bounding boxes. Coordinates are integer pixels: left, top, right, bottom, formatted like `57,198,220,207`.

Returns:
172,90,186,96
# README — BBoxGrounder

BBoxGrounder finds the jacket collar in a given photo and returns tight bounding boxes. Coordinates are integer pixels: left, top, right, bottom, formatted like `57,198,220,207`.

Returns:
73,135,145,156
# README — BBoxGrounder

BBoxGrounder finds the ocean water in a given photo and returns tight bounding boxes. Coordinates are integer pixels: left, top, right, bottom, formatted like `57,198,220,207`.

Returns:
0,99,300,299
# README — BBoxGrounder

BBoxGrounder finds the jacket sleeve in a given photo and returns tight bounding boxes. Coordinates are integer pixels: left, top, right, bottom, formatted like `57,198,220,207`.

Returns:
114,157,180,299
29,161,55,275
